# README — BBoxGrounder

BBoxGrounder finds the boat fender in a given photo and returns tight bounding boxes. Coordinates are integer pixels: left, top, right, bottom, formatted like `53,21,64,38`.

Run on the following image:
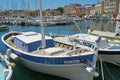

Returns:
10,53,19,61
10,62,16,68
95,36,101,43
3,68,13,80
86,67,99,77
86,67,93,72
6,48,12,57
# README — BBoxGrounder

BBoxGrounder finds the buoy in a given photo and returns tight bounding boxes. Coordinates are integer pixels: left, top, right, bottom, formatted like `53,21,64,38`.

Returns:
4,67,13,80
6,48,12,57
86,67,99,77
10,62,16,68
9,53,19,61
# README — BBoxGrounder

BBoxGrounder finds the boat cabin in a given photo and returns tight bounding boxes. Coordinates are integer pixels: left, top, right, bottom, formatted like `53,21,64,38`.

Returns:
13,32,54,52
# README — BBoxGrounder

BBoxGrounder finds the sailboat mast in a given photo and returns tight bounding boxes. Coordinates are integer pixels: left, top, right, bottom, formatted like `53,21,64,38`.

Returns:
38,0,46,48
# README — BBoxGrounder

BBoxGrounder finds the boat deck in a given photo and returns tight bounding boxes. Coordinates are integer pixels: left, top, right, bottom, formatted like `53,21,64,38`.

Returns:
30,41,91,57
5,33,93,57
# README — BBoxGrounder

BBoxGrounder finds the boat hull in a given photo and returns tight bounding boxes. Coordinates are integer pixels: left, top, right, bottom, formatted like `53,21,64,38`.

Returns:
20,57,93,80
4,45,95,80
98,50,120,64
11,48,94,80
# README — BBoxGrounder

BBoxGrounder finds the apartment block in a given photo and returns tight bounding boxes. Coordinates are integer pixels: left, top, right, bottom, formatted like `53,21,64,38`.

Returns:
85,4,91,15
90,6,95,15
80,6,86,15
104,0,119,14
63,3,81,17
95,2,104,14
119,2,120,13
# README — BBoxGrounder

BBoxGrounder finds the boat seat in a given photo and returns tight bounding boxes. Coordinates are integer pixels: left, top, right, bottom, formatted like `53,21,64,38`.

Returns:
45,47,64,56
55,42,60,47
59,43,64,47
63,44,69,49
68,45,73,50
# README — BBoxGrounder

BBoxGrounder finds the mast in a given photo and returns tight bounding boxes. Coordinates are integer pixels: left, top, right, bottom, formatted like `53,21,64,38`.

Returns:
38,0,46,49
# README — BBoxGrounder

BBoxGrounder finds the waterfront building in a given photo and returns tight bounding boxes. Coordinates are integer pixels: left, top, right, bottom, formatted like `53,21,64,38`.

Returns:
80,6,86,15
104,0,119,14
85,4,91,15
90,5,96,15
119,2,120,13
95,2,104,15
63,3,81,17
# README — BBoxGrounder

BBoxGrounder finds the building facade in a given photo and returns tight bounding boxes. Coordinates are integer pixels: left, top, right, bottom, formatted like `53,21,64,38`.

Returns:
80,6,86,15
95,2,104,14
90,6,96,15
85,4,91,15
63,4,81,17
119,2,120,13
104,0,119,14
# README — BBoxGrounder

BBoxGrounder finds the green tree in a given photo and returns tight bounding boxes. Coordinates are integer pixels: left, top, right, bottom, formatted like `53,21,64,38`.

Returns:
79,13,83,17
29,11,36,17
57,7,64,15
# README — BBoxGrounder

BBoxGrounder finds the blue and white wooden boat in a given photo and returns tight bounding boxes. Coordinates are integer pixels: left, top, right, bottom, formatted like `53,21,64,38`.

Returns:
1,0,99,80
0,53,13,80
2,31,99,80
72,33,120,64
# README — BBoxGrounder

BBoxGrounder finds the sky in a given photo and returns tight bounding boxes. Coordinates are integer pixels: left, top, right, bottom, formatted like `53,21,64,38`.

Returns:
0,0,100,10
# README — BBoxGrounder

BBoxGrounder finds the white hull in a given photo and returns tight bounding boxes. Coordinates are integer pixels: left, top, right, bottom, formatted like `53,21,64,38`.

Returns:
99,54,120,64
2,31,99,80
20,58,93,80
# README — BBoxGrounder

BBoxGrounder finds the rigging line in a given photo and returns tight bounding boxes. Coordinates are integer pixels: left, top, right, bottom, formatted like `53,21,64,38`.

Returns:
74,20,93,51
96,61,100,76
103,62,116,80
74,20,87,41
98,56,116,80
108,61,120,67
100,58,104,80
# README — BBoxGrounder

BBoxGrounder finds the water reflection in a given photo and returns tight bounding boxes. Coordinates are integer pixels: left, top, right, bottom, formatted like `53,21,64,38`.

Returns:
115,21,120,35
89,20,117,32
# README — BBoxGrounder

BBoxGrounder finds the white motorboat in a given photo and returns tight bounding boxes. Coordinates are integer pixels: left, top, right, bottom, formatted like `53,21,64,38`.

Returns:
72,33,120,64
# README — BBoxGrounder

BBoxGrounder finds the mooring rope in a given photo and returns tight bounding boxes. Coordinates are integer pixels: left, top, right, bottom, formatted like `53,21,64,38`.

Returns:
98,56,116,80
103,62,116,80
100,59,104,80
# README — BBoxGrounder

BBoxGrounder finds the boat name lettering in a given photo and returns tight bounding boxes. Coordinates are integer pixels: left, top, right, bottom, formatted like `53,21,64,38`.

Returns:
64,60,80,64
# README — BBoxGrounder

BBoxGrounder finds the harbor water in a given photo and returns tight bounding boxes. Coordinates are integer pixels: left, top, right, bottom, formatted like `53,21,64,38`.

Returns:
0,20,120,80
